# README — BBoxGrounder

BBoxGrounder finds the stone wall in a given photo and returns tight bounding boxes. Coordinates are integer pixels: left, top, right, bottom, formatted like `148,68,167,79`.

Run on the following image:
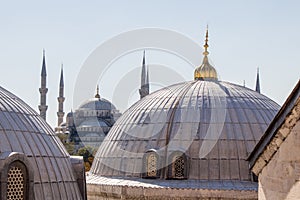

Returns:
87,184,257,200
70,156,87,200
258,121,300,200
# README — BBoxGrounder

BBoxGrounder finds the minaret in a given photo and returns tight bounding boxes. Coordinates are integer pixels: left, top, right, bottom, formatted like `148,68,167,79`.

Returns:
57,65,65,126
139,50,149,99
39,49,48,121
255,68,261,93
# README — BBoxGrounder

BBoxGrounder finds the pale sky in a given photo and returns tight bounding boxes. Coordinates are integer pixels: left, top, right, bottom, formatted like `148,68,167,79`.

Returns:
0,0,299,127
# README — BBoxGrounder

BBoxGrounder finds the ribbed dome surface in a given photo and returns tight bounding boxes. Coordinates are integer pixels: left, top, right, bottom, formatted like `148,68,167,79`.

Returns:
0,86,82,199
91,80,280,181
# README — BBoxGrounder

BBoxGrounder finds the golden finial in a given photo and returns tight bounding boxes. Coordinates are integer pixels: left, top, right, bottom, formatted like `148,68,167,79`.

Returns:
203,26,209,56
194,27,218,81
95,85,100,98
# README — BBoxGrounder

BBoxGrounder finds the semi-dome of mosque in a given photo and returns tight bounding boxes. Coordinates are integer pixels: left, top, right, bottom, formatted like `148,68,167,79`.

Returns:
87,30,280,199
0,86,85,199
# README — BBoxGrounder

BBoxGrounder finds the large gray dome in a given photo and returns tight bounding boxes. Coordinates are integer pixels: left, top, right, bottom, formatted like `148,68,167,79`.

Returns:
90,80,280,181
0,86,83,199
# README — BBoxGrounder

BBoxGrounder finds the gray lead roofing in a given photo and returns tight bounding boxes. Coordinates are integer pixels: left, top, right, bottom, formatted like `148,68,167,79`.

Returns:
0,86,82,200
90,80,280,181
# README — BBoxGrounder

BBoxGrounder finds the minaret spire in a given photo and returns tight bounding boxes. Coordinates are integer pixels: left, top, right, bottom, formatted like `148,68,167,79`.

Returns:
95,85,100,99
41,49,46,76
146,65,149,87
255,68,261,93
139,50,149,99
39,49,48,121
57,64,65,126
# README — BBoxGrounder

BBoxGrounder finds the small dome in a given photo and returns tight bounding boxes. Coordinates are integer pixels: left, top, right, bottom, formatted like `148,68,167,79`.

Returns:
0,86,83,199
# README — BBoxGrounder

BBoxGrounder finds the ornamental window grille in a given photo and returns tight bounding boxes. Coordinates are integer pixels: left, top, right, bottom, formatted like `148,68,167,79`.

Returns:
173,155,185,178
6,162,27,200
143,151,160,178
172,154,185,179
147,153,158,177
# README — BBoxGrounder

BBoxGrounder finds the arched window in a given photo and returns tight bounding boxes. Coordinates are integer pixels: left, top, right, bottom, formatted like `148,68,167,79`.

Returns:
147,153,157,177
172,154,185,178
142,151,160,178
6,161,28,200
168,152,188,179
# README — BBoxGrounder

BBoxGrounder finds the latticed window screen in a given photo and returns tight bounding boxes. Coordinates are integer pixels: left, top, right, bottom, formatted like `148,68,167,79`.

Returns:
172,155,185,178
146,153,157,177
6,165,26,200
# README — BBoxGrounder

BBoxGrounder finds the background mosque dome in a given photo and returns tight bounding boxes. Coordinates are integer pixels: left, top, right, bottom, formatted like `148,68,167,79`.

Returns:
90,80,280,181
0,86,84,199
77,97,116,111
74,86,119,125
68,87,121,150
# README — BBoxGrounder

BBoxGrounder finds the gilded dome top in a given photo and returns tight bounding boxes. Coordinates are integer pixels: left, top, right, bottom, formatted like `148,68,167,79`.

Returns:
194,29,218,81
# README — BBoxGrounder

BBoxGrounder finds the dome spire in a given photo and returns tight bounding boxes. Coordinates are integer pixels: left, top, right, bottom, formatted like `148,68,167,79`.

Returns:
203,26,209,56
95,85,100,99
194,27,218,81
